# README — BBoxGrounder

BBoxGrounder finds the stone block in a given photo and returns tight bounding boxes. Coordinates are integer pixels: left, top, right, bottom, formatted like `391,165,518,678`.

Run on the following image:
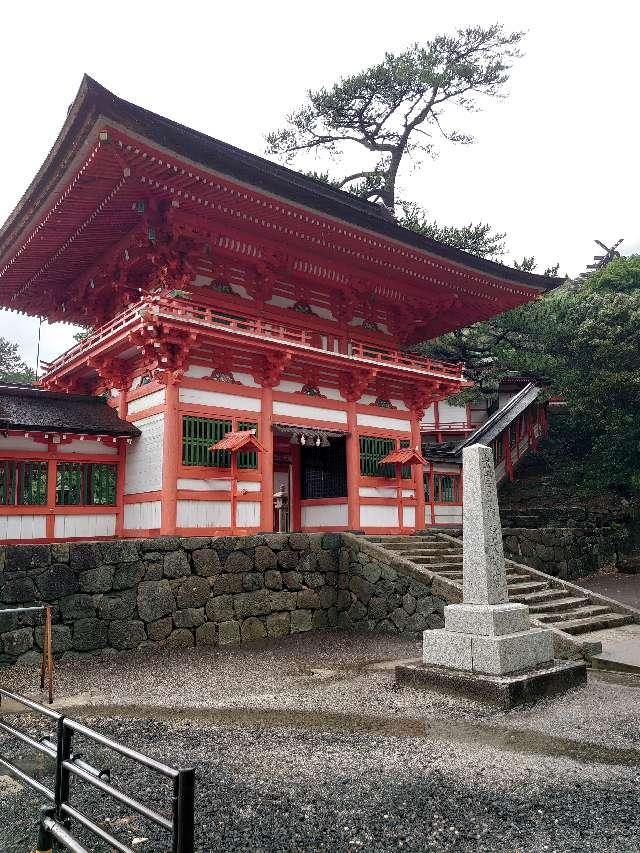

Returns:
35,624,72,654
268,591,297,611
282,571,303,590
147,617,173,641
174,576,209,609
242,572,263,591
2,628,34,656
233,589,271,619
317,550,338,572
264,570,282,591
241,617,267,642
180,537,211,551
79,565,115,594
97,590,137,622
142,537,181,552
165,629,194,649
206,595,234,622
290,609,313,633
443,603,530,637
390,607,409,631
144,562,163,581
423,629,473,670
7,544,50,572
73,618,108,651
173,608,206,628
51,543,70,564
59,594,95,621
192,548,221,577
35,565,79,600
255,546,277,571
113,561,146,590
312,610,328,629
367,596,387,621
218,620,240,646
297,589,321,609
137,580,176,623
212,574,243,595
195,622,217,646
361,564,382,585
99,540,139,565
298,553,318,573
470,629,554,676
263,534,288,551
277,550,299,570
349,575,373,605
0,577,36,604
347,600,367,621
163,551,191,578
402,594,417,615
69,542,101,571
321,532,341,550
289,533,310,551
267,612,290,637
224,551,253,573
318,586,337,609
108,620,146,650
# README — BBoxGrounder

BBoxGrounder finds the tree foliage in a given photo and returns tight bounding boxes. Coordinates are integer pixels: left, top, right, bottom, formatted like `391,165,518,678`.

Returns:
0,337,35,384
267,25,524,214
421,256,640,495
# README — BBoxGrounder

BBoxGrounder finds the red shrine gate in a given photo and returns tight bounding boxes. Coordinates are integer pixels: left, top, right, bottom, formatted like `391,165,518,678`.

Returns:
0,77,558,543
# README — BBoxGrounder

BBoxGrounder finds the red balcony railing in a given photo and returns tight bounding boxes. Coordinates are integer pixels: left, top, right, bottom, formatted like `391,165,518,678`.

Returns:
41,293,465,382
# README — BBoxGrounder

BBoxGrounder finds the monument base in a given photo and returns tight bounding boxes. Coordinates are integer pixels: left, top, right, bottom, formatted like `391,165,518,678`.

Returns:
395,659,587,709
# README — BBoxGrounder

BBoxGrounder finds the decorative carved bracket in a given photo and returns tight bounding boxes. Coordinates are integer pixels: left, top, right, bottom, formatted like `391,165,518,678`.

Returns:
340,368,377,403
252,351,291,388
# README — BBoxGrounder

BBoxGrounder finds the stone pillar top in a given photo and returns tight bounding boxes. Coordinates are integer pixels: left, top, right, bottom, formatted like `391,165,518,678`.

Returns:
462,443,508,605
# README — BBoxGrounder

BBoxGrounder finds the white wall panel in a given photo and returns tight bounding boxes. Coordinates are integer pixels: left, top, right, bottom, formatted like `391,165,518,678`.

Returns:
434,506,463,524
0,514,46,540
176,500,231,528
360,504,399,527
124,414,164,494
54,514,116,538
128,388,166,414
425,506,433,526
236,501,261,527
179,388,261,412
124,501,161,530
301,503,348,527
184,365,213,379
59,439,117,455
356,413,411,431
177,478,232,491
359,487,397,498
436,400,465,423
0,436,47,452
401,490,416,497
403,506,416,528
359,395,407,410
273,401,347,423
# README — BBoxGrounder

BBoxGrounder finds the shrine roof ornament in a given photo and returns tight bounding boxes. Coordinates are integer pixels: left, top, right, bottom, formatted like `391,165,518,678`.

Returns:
378,447,428,466
209,430,265,454
0,76,560,328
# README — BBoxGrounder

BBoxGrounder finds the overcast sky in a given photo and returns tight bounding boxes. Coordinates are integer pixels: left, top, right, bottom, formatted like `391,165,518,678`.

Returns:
1,1,638,372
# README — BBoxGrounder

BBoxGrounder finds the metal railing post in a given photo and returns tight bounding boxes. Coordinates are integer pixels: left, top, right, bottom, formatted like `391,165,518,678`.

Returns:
175,768,195,853
54,716,72,823
36,806,54,853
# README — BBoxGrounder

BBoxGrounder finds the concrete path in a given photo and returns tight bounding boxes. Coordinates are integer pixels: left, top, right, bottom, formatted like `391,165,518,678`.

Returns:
577,574,640,672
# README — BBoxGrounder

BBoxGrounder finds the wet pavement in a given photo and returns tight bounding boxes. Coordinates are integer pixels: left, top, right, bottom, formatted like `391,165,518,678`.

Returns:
577,571,640,609
2,632,640,851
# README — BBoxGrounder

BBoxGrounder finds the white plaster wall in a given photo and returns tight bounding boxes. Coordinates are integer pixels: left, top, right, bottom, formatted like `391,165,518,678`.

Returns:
124,501,161,530
437,400,466,423
359,487,397,498
301,503,348,527
236,501,261,527
177,477,231,491
356,413,411,431
124,413,164,494
184,364,213,379
434,505,463,525
267,295,333,320
58,439,117,456
359,395,408,411
0,436,47,452
273,380,343,401
0,515,46,540
401,489,416,497
176,500,231,528
239,482,261,493
425,506,433,526
233,372,260,388
54,514,116,538
128,388,166,414
179,388,261,412
360,504,399,527
272,401,347,423
403,506,416,528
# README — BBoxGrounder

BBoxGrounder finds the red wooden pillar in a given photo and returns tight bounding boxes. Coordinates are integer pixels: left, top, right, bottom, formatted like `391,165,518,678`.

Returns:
291,443,302,532
160,376,179,534
410,413,425,531
428,462,435,527
345,400,360,530
115,438,126,537
260,386,274,532
46,443,57,540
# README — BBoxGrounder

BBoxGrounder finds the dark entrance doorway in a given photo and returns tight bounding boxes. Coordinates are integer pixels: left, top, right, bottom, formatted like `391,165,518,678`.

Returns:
300,436,347,500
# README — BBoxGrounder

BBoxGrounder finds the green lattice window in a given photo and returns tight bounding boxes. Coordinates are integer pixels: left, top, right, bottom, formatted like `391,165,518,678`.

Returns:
359,436,411,479
56,462,117,506
0,460,48,506
425,473,461,504
182,417,258,469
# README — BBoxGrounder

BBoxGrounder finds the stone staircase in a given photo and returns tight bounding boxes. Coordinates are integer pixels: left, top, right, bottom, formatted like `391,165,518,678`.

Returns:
363,532,639,658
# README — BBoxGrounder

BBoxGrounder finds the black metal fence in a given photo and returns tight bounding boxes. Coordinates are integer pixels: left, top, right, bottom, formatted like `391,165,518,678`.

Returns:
0,687,194,853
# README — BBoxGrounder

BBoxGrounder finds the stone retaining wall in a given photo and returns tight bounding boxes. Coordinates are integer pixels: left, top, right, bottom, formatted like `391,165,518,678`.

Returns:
0,533,444,666
502,526,625,580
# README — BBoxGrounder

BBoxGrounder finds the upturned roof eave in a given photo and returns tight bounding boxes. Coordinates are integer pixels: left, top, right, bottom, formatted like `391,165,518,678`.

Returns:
0,75,561,294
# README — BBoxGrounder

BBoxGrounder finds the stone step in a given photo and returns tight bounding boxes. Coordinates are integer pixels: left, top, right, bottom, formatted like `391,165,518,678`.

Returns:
403,554,462,565
559,613,633,635
507,581,550,596
512,588,569,605
437,571,463,579
383,543,456,553
529,596,590,614
535,605,612,624
505,574,533,585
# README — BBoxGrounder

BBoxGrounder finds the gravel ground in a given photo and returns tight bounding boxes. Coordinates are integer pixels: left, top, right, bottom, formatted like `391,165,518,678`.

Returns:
2,631,640,852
